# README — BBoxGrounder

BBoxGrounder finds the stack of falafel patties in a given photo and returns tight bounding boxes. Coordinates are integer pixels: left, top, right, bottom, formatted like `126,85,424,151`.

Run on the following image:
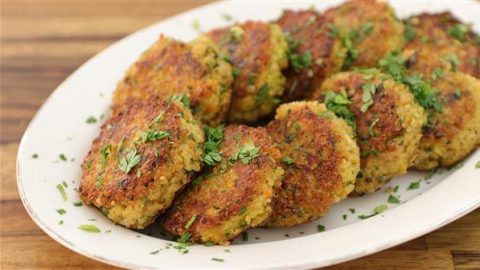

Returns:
79,0,480,245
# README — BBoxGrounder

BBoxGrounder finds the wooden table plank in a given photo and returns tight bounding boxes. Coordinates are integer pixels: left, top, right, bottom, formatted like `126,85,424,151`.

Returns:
1,1,479,269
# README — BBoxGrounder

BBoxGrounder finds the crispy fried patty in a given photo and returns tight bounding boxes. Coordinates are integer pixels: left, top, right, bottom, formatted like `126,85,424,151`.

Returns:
403,12,480,79
207,21,288,123
162,125,284,245
322,0,405,69
311,71,426,194
79,98,204,229
265,101,359,227
276,9,345,101
112,34,233,126
414,72,480,170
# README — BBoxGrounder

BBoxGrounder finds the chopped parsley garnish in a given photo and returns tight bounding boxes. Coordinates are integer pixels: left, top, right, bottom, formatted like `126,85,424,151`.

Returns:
475,161,480,169
431,67,444,81
221,13,233,21
56,208,66,215
58,220,64,225
349,208,356,214
171,94,190,109
78,224,101,233
150,250,160,255
241,231,248,241
202,126,224,166
119,148,142,173
256,84,270,104
185,215,197,229
62,181,68,187
59,154,67,161
358,204,388,219
424,169,437,180
140,130,170,143
282,157,294,165
100,144,112,165
324,90,356,131
289,50,312,72
342,214,347,220
229,142,260,165
149,111,165,127
307,15,316,25
368,117,380,137
203,241,214,247
444,54,460,71
86,116,97,124
317,224,326,232
192,19,201,32
73,201,83,207
56,183,67,201
177,233,192,243
32,153,38,159
360,82,377,112
378,52,406,81
448,23,469,42
211,258,224,262
388,195,400,204
229,25,244,42
407,180,420,190
404,22,416,42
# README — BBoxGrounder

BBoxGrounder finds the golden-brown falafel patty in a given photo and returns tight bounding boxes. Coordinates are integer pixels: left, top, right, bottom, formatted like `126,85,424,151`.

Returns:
207,21,288,123
322,0,405,69
162,125,284,245
414,72,480,170
311,70,426,194
112,34,233,126
80,98,204,229
265,101,359,227
403,12,480,79
276,9,345,101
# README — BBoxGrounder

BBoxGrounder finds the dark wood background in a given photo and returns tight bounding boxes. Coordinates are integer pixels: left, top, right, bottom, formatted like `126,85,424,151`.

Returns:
1,1,479,269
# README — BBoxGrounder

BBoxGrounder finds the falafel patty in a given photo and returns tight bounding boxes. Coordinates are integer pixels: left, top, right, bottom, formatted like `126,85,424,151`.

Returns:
276,9,345,101
265,101,359,227
322,0,405,69
311,70,426,194
207,21,288,123
112,34,233,126
414,72,480,170
403,12,480,79
80,98,204,229
162,125,284,245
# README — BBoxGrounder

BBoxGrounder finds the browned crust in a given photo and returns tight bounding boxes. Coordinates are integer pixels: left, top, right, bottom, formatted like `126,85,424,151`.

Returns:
162,125,282,243
277,9,340,101
266,107,343,225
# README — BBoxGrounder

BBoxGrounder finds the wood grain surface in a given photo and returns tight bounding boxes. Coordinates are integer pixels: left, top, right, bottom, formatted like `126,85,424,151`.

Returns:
1,1,479,269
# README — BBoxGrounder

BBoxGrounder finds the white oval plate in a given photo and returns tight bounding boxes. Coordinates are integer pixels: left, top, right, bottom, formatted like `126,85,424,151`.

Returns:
17,0,480,269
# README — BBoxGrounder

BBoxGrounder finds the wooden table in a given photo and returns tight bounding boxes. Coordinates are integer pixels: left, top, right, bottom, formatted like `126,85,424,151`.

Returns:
1,1,479,269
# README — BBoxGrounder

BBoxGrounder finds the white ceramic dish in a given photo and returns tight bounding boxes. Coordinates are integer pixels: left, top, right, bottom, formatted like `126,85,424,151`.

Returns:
17,0,480,269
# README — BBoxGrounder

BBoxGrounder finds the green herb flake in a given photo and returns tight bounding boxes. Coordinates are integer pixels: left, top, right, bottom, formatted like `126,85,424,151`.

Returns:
407,181,420,190
349,208,356,214
229,141,260,165
358,204,388,219
86,116,97,124
171,94,190,109
150,250,160,255
388,194,400,204
444,54,460,71
212,258,224,262
119,148,142,173
324,90,356,131
256,84,270,104
73,201,83,207
140,130,170,143
368,117,380,137
241,231,248,241
185,215,197,229
59,154,67,161
192,19,201,32
317,224,326,232
56,208,66,215
476,161,480,169
56,183,68,201
203,241,214,247
221,13,233,21
149,111,165,127
404,22,416,41
448,23,469,42
78,224,101,233
32,153,39,159
431,67,444,81
177,233,191,244
342,214,347,220
202,126,224,166
58,220,64,225
361,82,377,112
282,157,294,165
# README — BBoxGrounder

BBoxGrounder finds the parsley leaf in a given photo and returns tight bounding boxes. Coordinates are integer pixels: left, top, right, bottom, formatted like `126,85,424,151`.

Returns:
119,148,142,173
404,22,416,42
407,181,420,190
360,82,377,112
56,183,67,201
78,224,101,233
448,23,469,42
317,224,326,232
170,94,190,108
388,194,400,204
86,116,97,124
282,157,294,165
256,84,270,104
140,130,170,143
289,51,312,72
229,141,260,165
185,215,197,229
358,204,388,219
323,90,356,131
202,126,224,166
177,233,191,243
